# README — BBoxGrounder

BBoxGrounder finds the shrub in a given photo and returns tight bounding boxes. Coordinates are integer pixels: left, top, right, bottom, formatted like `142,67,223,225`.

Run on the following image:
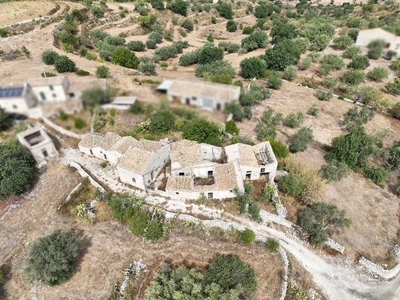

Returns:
127,40,145,51
138,62,157,75
0,28,8,38
333,35,353,50
196,60,235,78
321,160,351,182
268,138,289,159
96,65,109,78
226,20,237,32
307,104,319,116
367,67,389,82
91,6,104,18
299,57,312,70
386,78,400,95
181,18,193,31
316,89,333,101
41,49,59,65
24,229,82,286
225,120,239,135
243,26,254,34
347,55,370,70
363,164,389,184
283,112,304,128
323,77,338,89
170,0,189,16
198,44,224,65
81,88,110,105
74,118,86,129
241,31,268,52
41,71,57,77
241,228,255,244
282,66,297,81
288,126,313,153
0,107,13,130
240,56,266,79
146,39,157,49
341,70,365,85
298,202,351,245
279,173,304,196
367,39,386,59
54,55,76,72
75,69,90,76
183,118,221,146
179,50,199,66
111,47,139,68
204,254,257,298
342,45,361,59
129,101,145,114
216,2,233,19
267,71,282,90
266,238,280,252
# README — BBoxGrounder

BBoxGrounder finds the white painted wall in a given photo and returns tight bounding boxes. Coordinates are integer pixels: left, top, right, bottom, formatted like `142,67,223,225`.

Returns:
31,84,68,102
143,144,171,177
105,150,123,165
166,189,237,200
0,87,37,114
117,166,146,190
167,94,226,111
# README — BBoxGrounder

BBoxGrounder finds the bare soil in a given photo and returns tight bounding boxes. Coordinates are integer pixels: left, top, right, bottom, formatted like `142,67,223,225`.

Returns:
0,1,55,27
0,163,283,300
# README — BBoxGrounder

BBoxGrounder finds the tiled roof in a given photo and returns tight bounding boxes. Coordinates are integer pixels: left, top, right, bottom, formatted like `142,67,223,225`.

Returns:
117,146,153,175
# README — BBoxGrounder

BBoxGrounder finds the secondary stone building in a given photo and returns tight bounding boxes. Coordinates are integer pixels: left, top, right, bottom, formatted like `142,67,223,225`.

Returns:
157,79,240,111
0,84,37,114
355,28,400,57
17,125,59,167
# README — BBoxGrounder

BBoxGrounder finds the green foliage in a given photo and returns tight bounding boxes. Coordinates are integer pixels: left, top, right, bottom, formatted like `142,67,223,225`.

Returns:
367,67,389,82
333,35,353,50
75,69,90,76
279,173,304,196
367,39,386,59
306,104,319,116
226,20,237,32
316,89,333,101
170,0,189,16
270,22,298,44
347,55,370,70
0,27,8,38
342,45,362,59
319,54,344,75
241,228,256,244
266,238,280,253
225,120,239,136
341,70,365,85
256,108,283,140
342,106,374,130
298,202,351,245
105,35,125,46
224,101,247,122
323,77,338,89
241,30,268,52
240,56,267,79
149,107,176,133
263,39,301,70
129,101,144,114
248,202,261,222
363,164,389,184
0,141,36,199
74,118,86,129
299,57,312,70
327,126,375,168
355,87,381,105
24,229,82,286
138,62,157,75
0,107,13,131
299,16,335,51
196,60,235,79
283,66,298,81
54,55,76,73
91,6,104,18
254,3,274,18
268,137,289,159
41,71,57,77
111,47,139,68
321,160,351,182
267,71,283,90
41,49,59,65
127,40,146,51
181,18,194,31
386,78,400,95
218,42,240,53
216,2,233,19
95,65,109,78
183,118,222,146
242,26,254,34
81,88,110,105
107,193,138,220
288,126,313,153
204,254,257,298
283,112,304,128
240,82,271,106
198,44,224,65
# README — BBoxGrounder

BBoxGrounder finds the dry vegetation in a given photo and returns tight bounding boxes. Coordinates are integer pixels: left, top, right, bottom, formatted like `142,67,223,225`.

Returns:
0,163,283,299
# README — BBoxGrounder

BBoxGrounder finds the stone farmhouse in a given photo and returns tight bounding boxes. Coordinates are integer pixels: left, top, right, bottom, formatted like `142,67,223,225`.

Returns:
355,28,400,57
0,76,108,118
157,79,241,111
78,132,278,200
17,125,59,167
0,84,37,114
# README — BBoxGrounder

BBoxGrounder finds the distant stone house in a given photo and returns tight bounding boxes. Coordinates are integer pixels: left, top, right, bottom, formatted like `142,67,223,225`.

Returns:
355,28,400,57
0,84,37,114
225,141,277,181
17,125,58,167
116,140,171,190
157,79,240,111
68,78,108,101
27,76,69,102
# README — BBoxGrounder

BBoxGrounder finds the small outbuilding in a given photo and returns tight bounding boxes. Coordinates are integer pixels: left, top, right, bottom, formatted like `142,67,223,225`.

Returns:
0,84,37,114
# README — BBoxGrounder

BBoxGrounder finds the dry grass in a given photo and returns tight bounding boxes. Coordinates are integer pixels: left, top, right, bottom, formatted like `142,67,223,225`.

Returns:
0,1,55,27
